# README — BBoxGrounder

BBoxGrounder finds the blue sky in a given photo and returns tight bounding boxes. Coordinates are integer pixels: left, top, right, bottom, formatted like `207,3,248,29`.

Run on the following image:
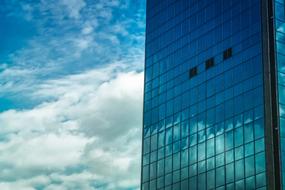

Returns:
0,0,145,189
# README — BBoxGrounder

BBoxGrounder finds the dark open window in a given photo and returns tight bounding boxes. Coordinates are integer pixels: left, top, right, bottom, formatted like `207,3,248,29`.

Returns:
205,58,215,70
189,67,198,78
223,48,232,60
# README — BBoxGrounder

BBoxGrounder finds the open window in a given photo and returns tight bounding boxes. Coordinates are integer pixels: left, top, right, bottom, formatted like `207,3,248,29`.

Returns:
189,67,198,78
223,48,232,60
205,58,215,70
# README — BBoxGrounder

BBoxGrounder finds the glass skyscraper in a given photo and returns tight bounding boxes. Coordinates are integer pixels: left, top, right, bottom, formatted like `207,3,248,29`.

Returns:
141,0,285,189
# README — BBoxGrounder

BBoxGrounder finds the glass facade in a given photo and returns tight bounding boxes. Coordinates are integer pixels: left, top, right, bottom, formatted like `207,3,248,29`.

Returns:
274,0,285,188
141,0,268,189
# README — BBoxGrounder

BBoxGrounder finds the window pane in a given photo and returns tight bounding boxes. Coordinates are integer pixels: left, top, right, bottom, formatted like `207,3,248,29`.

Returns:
173,170,180,183
181,167,189,180
157,177,164,189
158,131,165,148
207,170,215,189
245,176,255,189
165,156,172,173
226,150,234,164
166,128,173,144
189,176,197,189
198,160,206,174
173,141,180,153
245,156,255,177
216,153,225,167
198,142,206,161
226,163,234,183
255,152,265,173
181,179,189,189
235,159,244,180
225,130,234,150
256,172,266,188
234,127,243,147
254,118,264,139
244,123,254,143
190,133,198,147
157,159,164,176
165,173,172,186
255,138,265,153
151,134,158,151
207,138,215,158
198,173,206,190
143,165,149,182
182,121,189,137
216,166,225,186
190,146,197,164
166,143,172,156
235,179,244,190
235,146,244,160
189,163,197,177
216,135,224,154
181,149,189,167
173,124,180,141
207,157,215,170
150,162,157,179
245,142,254,157
144,137,150,154
173,153,180,170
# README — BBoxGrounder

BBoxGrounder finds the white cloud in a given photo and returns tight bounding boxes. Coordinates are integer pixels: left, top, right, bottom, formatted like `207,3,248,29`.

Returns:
2,0,145,83
60,0,86,19
0,175,50,190
0,64,144,190
0,0,145,189
0,133,90,169
82,25,94,35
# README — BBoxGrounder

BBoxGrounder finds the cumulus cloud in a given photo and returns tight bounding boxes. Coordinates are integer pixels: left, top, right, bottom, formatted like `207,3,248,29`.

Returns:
0,63,144,189
0,0,145,189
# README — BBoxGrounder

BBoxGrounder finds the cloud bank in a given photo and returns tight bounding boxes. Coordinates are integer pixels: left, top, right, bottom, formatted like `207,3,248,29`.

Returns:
0,64,144,190
0,0,145,189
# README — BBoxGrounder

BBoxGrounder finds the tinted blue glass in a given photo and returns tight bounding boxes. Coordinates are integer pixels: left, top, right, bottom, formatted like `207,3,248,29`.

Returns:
274,0,285,188
142,0,266,189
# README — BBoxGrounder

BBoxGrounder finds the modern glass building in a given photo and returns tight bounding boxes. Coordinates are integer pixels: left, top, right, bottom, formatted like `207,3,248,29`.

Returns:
141,0,285,189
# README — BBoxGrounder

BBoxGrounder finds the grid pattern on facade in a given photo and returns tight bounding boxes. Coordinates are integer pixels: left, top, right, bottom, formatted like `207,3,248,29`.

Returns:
142,0,267,189
274,0,285,189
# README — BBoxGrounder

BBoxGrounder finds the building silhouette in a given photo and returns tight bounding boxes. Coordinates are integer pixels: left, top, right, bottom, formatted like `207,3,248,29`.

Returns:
141,0,285,189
